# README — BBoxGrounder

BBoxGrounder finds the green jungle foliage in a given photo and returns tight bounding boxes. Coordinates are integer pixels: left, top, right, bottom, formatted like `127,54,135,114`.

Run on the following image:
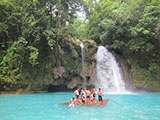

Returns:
0,0,83,90
84,0,160,85
0,0,160,91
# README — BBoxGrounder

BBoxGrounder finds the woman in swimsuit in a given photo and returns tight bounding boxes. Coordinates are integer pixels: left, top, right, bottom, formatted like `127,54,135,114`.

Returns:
81,89,86,104
74,88,79,99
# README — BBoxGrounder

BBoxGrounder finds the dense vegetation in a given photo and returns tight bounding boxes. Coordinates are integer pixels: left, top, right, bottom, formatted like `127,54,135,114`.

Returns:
0,0,160,92
0,0,84,91
83,0,160,90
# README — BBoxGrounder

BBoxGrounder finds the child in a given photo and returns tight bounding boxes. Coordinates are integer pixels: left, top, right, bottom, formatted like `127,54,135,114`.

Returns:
69,97,75,107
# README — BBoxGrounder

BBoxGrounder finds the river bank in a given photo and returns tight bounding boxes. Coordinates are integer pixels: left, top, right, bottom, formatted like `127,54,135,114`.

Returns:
1,89,160,96
0,90,48,95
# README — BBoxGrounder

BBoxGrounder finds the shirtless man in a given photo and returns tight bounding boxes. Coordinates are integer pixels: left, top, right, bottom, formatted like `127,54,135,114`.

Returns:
97,88,104,105
85,88,91,105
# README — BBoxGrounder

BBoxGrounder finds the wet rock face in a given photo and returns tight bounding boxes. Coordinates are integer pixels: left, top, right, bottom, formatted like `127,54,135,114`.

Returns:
17,37,160,93
47,85,75,92
53,66,65,78
67,77,82,89
131,64,160,92
22,38,98,92
115,55,133,90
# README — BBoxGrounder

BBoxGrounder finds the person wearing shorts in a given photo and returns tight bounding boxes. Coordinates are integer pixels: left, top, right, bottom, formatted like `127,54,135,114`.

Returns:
97,88,104,103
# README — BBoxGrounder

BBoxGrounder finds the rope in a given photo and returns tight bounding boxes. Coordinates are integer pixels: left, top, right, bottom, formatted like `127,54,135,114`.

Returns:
111,99,145,115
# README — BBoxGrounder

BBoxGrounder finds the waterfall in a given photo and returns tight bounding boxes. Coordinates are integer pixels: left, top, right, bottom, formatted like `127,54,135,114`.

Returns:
96,46,127,93
80,42,86,87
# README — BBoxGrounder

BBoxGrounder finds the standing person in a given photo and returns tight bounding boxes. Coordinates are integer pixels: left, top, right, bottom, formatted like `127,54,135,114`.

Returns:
81,89,86,104
85,88,91,105
78,88,82,98
90,88,96,101
97,88,104,105
74,88,79,99
85,88,91,98
93,88,96,99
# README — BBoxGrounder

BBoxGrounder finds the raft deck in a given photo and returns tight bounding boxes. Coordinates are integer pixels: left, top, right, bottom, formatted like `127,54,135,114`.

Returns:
60,99,109,107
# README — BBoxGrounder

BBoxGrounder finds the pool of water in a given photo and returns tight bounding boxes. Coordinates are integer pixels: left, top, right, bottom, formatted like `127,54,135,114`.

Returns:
0,92,160,120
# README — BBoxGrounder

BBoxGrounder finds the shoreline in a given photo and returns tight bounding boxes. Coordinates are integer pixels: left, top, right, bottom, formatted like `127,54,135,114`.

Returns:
0,90,48,95
1,90,160,96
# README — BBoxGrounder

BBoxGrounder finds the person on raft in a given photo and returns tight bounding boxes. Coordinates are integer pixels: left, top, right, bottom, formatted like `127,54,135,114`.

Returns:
85,88,91,105
71,88,105,106
97,88,104,105
60,88,108,107
69,97,75,107
90,88,96,101
74,88,80,99
81,89,86,104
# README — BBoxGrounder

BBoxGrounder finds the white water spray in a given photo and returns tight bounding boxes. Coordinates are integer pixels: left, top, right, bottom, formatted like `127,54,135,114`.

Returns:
96,46,127,94
80,42,86,87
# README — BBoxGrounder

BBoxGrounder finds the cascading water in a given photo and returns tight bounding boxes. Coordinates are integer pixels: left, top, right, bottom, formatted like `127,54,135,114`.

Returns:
80,42,86,87
96,46,127,93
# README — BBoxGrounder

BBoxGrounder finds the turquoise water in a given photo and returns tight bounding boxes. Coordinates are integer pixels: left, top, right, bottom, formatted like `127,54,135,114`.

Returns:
0,92,160,120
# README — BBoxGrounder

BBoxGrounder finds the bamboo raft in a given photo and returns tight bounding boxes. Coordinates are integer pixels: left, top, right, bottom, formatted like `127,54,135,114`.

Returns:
60,99,109,107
